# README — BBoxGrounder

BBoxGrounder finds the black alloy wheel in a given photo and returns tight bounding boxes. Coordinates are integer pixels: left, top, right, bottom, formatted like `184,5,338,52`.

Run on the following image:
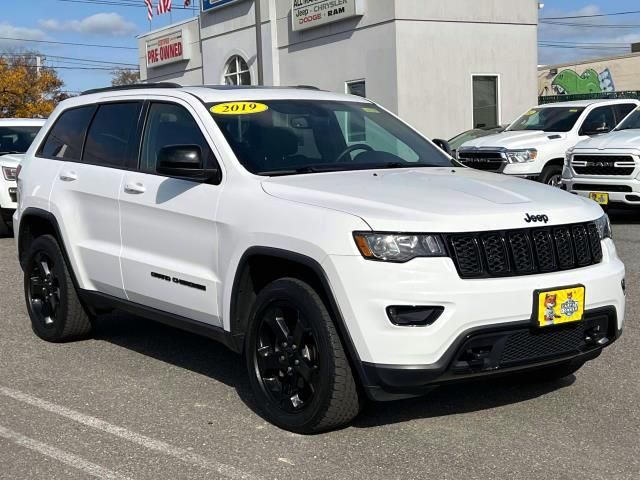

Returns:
27,251,61,329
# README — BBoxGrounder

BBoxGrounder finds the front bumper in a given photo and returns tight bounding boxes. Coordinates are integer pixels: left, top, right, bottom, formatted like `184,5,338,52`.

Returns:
322,239,625,398
563,175,640,206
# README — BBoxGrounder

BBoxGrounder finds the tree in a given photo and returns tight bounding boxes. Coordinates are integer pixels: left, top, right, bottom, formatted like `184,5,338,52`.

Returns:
111,68,140,86
0,52,64,118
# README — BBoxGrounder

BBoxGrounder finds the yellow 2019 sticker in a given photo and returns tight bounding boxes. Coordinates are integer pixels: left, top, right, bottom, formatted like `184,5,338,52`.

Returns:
525,110,537,116
363,107,380,114
210,102,268,115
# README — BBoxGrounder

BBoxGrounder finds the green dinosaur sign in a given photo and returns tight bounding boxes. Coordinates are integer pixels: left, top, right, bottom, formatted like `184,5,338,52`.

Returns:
552,69,602,95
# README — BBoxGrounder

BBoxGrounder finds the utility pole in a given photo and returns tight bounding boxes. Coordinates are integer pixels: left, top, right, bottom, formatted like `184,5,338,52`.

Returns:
254,0,264,85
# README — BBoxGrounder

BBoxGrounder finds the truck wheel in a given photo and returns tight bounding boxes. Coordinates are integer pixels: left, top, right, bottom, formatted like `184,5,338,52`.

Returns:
539,164,563,188
245,278,361,433
23,234,93,342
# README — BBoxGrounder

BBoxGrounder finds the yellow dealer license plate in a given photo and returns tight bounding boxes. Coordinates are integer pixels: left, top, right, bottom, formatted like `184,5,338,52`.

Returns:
533,285,585,328
589,192,609,205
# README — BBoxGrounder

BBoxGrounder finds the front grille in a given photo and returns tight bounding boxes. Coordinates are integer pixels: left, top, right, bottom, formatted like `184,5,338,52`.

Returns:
458,151,504,172
573,155,635,176
446,221,602,279
500,323,586,367
572,183,632,193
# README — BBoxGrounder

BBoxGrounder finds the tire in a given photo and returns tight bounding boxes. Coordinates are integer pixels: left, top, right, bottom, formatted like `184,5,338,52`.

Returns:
23,234,93,342
539,164,563,188
245,278,361,433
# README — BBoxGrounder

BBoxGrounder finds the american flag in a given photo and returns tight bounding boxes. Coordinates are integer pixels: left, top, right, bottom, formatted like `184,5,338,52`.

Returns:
144,0,153,21
157,0,172,15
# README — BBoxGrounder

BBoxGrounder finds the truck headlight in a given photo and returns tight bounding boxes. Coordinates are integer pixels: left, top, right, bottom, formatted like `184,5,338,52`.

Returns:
506,149,537,164
354,233,447,262
595,214,612,240
2,166,17,181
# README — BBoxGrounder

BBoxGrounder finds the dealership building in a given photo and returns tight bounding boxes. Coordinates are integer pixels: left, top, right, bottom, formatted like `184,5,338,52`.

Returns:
138,0,539,138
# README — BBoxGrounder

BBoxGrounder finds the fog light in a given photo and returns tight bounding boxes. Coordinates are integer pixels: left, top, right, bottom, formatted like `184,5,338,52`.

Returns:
386,306,444,327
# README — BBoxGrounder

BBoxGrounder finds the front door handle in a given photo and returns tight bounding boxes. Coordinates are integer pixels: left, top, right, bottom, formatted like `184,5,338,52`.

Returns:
59,171,77,182
124,182,146,195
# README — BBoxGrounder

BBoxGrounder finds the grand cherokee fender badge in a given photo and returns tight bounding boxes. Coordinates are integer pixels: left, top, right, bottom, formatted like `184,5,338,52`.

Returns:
524,213,549,224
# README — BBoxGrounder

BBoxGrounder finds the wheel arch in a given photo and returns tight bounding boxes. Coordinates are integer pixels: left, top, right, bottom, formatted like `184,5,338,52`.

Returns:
542,157,565,169
229,247,366,381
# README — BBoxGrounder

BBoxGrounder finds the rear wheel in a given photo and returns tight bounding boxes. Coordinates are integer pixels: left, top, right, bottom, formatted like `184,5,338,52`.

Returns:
245,278,361,433
539,164,563,188
24,235,93,342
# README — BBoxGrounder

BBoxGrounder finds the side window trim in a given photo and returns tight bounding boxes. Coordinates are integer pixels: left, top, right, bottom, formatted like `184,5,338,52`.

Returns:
138,100,223,185
36,104,97,160
79,100,145,171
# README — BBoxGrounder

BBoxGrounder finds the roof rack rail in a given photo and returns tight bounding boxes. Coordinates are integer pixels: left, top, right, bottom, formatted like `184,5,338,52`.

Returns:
81,82,182,96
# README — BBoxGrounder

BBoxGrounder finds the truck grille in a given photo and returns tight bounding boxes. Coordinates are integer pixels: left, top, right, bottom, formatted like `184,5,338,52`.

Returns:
457,151,504,172
446,221,602,279
572,155,636,176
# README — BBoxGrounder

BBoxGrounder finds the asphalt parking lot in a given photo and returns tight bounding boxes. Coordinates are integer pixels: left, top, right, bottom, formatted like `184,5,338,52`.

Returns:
0,211,639,480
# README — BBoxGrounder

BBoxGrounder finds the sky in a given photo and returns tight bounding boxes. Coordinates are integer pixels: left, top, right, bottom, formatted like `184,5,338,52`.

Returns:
0,0,639,93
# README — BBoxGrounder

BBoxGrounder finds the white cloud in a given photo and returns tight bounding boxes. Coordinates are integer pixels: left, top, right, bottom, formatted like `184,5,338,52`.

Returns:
539,4,639,65
0,23,46,50
39,13,137,37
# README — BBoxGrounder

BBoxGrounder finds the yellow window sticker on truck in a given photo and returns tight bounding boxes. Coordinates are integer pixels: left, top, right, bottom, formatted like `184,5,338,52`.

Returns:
525,110,537,116
210,102,269,115
363,107,380,114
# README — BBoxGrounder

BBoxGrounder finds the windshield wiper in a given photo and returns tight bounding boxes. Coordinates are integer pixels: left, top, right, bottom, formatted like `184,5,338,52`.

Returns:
0,151,23,155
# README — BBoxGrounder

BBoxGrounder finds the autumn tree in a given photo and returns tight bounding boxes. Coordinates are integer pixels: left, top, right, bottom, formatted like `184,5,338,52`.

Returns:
0,52,64,118
111,68,140,86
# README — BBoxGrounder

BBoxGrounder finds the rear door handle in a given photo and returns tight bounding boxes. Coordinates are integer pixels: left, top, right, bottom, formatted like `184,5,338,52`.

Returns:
59,171,77,182
124,182,146,195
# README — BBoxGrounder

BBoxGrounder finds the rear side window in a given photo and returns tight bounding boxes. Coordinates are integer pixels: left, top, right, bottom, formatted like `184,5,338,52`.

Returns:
140,102,213,173
614,103,636,124
39,106,96,161
83,102,143,169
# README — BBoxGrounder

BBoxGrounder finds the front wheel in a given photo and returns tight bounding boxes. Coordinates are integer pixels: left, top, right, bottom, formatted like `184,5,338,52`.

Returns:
245,278,361,433
539,164,563,188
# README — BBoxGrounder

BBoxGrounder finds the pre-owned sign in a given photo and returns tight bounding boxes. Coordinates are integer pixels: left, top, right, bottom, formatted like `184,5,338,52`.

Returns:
202,0,244,12
146,30,190,68
292,0,365,32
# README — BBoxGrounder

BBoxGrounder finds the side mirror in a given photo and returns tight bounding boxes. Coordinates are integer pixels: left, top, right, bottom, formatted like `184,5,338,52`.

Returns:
156,145,219,182
433,138,453,157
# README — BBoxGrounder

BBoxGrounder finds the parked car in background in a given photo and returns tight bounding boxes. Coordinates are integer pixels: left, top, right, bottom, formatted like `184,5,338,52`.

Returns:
0,119,46,232
457,99,639,187
564,105,640,208
448,125,505,158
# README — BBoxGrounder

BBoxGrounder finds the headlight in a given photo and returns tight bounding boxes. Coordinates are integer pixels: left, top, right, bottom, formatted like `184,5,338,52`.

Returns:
505,149,537,164
354,232,447,262
2,166,16,181
595,214,612,240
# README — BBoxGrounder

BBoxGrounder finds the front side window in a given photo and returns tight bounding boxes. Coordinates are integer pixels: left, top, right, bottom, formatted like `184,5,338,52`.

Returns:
83,102,143,168
616,106,640,130
580,106,615,135
509,107,585,133
39,106,96,161
210,100,452,176
141,103,213,172
223,56,251,86
0,126,42,155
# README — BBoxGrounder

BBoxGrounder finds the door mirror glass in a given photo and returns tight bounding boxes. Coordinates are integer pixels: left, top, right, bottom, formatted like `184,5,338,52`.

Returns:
156,145,219,181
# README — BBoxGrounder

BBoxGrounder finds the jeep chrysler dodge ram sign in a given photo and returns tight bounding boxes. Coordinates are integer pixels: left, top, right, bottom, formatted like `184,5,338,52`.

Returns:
146,30,190,68
293,0,365,32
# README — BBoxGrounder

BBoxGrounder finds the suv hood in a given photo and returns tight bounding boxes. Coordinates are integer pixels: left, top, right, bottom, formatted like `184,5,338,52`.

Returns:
460,130,567,150
261,168,602,232
0,153,24,168
574,129,640,151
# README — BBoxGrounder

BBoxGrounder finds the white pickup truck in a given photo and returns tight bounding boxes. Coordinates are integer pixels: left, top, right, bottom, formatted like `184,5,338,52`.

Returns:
0,119,45,232
457,99,639,187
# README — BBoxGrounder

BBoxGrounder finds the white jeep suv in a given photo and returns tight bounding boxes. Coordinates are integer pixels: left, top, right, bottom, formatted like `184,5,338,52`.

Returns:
0,119,45,232
14,84,625,433
458,99,638,187
564,105,640,207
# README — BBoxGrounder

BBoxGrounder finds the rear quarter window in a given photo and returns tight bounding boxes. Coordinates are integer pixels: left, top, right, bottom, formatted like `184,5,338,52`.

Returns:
38,106,97,161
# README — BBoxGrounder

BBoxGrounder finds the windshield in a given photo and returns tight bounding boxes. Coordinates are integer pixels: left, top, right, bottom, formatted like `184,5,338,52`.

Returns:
509,107,585,133
616,107,640,130
209,100,452,176
0,126,41,154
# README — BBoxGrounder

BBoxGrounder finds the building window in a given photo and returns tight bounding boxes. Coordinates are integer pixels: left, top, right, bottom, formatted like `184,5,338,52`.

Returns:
346,80,366,98
223,55,251,86
472,75,500,128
